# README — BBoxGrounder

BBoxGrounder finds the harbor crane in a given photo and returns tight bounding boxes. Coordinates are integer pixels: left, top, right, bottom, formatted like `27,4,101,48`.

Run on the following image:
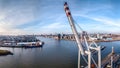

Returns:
64,2,101,68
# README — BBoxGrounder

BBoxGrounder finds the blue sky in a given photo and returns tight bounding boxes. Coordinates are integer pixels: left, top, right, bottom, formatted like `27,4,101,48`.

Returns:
0,0,120,35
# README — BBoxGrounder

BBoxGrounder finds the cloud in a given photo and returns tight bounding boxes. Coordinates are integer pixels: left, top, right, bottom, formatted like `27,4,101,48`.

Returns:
0,0,43,35
78,15,120,27
0,0,119,35
73,13,120,33
0,0,66,35
40,22,68,33
71,2,120,33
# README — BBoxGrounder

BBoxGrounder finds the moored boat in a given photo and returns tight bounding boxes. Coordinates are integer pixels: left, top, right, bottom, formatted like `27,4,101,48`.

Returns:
0,35,44,48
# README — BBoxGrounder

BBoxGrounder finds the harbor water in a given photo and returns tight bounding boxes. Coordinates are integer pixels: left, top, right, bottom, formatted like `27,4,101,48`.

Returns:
0,37,120,68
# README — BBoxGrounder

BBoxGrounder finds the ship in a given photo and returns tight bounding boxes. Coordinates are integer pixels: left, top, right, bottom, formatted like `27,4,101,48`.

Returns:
0,35,44,48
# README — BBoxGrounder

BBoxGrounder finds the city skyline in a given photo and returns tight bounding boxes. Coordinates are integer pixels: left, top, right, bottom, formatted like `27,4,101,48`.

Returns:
0,0,120,35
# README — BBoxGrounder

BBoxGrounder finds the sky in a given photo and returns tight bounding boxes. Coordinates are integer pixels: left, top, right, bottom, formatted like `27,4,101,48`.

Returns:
0,0,120,35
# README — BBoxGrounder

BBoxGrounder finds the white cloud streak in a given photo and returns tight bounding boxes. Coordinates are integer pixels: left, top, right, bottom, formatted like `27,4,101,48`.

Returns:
0,0,119,34
0,0,42,35
80,15,120,27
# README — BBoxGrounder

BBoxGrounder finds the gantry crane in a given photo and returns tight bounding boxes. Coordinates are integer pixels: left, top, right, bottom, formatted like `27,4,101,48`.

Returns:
64,2,101,68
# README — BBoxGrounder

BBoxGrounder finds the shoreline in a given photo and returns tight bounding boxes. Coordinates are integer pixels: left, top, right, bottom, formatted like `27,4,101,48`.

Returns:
53,38,120,42
0,45,43,48
0,50,13,56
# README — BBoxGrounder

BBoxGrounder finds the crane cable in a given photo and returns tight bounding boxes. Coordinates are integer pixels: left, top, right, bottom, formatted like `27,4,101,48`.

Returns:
73,19,84,32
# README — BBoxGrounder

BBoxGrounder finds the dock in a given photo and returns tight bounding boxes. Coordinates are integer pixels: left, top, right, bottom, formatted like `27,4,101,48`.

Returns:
101,47,120,68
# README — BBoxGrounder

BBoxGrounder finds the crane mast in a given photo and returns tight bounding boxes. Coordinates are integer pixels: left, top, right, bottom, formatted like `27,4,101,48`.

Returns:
64,2,101,68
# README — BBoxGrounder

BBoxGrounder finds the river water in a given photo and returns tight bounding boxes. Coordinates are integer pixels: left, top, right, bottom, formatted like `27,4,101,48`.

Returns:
0,37,120,68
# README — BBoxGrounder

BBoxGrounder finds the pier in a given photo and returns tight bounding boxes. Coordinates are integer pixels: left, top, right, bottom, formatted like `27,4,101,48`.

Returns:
101,47,120,68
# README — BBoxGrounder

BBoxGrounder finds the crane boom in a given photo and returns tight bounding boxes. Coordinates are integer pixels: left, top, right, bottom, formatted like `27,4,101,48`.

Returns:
64,2,85,55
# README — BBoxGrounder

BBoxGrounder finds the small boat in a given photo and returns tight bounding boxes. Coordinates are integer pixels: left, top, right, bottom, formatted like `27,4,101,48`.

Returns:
17,41,44,48
2,41,44,48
